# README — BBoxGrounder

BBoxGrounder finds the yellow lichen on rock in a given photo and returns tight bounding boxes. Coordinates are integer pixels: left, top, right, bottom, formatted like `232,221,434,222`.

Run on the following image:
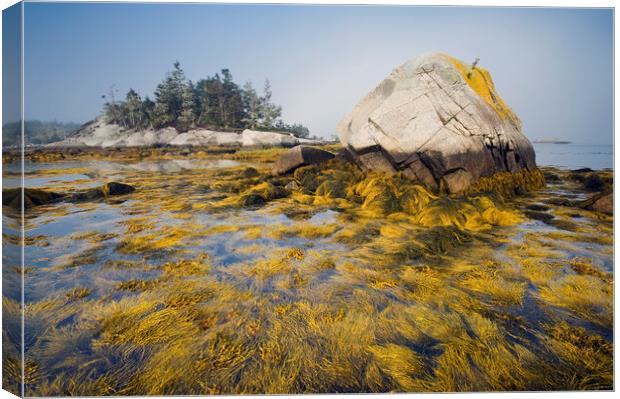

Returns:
446,55,520,124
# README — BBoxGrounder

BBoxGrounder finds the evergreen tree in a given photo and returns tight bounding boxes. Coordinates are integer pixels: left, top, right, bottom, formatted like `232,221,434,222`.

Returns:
242,82,262,129
140,97,156,129
125,89,142,129
153,61,186,127
194,79,211,127
260,79,282,129
178,81,197,131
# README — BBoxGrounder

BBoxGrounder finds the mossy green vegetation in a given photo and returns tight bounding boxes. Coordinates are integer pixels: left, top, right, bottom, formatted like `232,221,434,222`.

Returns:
4,146,612,394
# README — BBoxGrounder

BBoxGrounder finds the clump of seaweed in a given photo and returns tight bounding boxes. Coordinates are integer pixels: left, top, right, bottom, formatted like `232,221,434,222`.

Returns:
538,274,612,328
466,169,546,199
540,322,612,390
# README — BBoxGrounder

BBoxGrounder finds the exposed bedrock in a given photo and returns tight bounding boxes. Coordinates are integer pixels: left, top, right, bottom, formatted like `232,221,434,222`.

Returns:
272,145,336,175
337,53,537,193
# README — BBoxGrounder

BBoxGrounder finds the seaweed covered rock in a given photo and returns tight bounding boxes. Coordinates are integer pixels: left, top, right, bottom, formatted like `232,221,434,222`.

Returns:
337,53,537,193
104,182,136,195
2,187,64,210
71,182,135,201
238,182,289,207
272,145,336,175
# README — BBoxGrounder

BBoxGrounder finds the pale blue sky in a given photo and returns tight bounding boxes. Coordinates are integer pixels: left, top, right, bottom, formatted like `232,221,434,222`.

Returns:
16,3,614,143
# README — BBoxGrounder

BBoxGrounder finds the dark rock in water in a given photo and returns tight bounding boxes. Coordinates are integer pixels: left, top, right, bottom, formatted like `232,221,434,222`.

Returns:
241,167,260,178
582,174,607,192
2,187,64,210
526,204,551,212
337,53,537,193
272,145,335,175
240,193,266,207
581,192,613,215
542,171,561,182
105,182,136,196
524,210,554,223
71,182,135,202
569,172,604,190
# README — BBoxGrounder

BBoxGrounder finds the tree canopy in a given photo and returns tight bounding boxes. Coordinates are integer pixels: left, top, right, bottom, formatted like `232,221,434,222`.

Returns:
102,62,309,138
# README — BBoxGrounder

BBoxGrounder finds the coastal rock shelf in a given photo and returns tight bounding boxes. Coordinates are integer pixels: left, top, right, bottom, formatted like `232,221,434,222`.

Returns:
54,119,320,148
338,53,536,193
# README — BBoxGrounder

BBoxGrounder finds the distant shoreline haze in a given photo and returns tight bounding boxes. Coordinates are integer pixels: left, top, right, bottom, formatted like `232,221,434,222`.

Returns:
19,4,612,143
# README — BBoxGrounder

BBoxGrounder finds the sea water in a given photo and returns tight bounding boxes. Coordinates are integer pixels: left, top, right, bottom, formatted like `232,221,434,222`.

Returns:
534,143,613,170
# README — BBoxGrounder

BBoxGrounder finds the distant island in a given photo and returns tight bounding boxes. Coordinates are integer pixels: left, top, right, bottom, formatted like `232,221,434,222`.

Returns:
533,138,571,144
99,62,310,138
2,120,81,147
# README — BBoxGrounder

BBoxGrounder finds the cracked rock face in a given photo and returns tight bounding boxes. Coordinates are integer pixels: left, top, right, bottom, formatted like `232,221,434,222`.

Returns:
337,53,536,193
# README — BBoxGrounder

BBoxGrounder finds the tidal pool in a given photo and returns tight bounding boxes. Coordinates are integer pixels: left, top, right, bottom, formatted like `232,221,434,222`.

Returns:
2,148,614,394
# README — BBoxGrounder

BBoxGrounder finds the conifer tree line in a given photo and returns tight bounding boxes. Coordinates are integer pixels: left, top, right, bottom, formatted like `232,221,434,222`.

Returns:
102,62,310,138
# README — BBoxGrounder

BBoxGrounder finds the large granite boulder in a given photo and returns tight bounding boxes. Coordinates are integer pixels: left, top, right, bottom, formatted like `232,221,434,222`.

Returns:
272,145,335,175
240,129,298,147
337,53,536,193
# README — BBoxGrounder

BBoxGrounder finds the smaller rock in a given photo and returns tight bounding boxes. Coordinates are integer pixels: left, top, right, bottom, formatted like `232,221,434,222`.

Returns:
240,194,266,207
524,210,555,223
2,188,64,210
71,182,135,202
542,171,561,182
241,167,260,178
525,204,550,212
104,182,136,196
582,174,606,191
285,181,300,191
582,192,613,215
272,146,335,175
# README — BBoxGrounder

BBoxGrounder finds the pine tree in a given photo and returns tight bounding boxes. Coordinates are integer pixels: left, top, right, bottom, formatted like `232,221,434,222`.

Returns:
153,61,186,128
242,82,262,129
261,79,282,129
125,89,142,129
178,81,197,131
141,97,156,129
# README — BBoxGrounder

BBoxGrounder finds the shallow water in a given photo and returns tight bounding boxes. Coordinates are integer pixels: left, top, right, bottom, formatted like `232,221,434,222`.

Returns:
2,153,614,394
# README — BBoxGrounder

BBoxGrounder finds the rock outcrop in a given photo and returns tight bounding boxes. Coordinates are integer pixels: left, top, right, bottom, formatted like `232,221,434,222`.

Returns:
2,188,64,210
581,192,613,215
71,182,136,202
2,183,137,211
55,119,321,148
337,53,537,193
272,145,336,175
